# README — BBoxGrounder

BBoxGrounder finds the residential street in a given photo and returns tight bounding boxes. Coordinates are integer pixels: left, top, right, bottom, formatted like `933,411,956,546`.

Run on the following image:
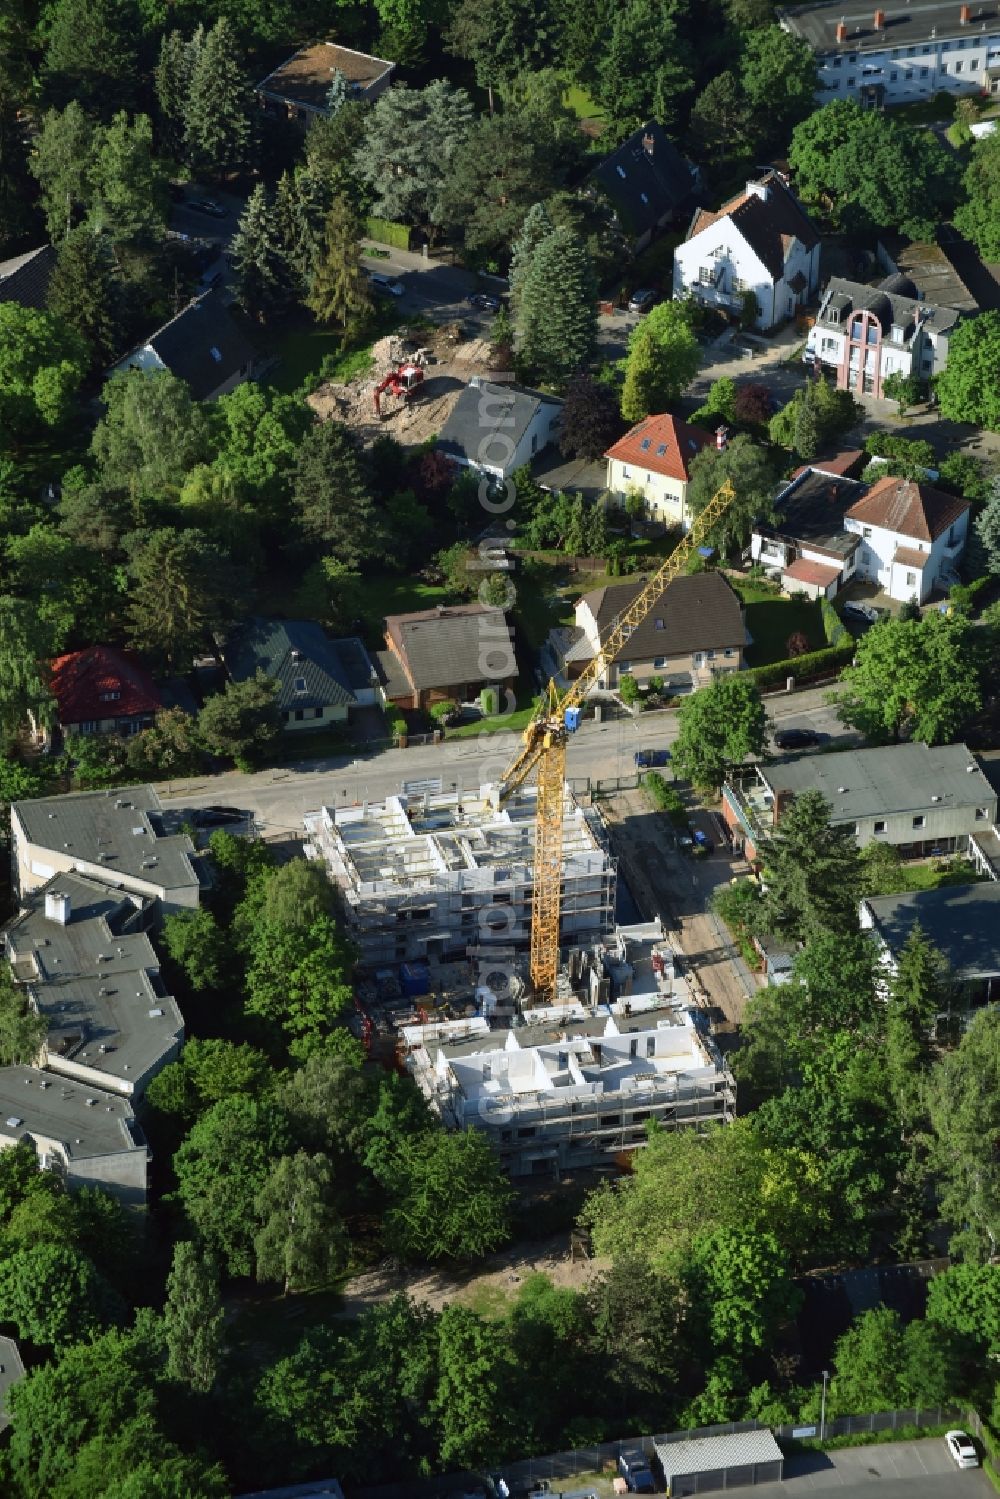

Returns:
156,682,848,840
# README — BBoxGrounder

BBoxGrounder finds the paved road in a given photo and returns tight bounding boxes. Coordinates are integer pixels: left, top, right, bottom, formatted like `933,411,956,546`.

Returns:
748,1437,991,1496
157,683,848,837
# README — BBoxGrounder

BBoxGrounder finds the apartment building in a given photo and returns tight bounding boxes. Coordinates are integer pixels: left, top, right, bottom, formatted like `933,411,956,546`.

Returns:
304,783,617,971
723,741,996,861
805,275,960,397
780,0,1000,106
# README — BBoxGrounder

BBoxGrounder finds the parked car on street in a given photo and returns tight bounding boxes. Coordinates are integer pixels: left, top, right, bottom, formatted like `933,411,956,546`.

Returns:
368,272,405,297
188,197,226,218
693,829,712,852
945,1431,979,1469
628,287,659,315
774,727,819,750
635,748,671,768
469,292,501,312
618,1448,656,1493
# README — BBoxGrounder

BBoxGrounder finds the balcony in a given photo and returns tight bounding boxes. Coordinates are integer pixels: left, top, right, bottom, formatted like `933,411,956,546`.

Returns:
689,281,741,312
722,772,773,845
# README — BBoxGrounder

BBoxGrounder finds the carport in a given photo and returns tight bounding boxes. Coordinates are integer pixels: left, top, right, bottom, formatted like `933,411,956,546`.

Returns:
654,1429,784,1495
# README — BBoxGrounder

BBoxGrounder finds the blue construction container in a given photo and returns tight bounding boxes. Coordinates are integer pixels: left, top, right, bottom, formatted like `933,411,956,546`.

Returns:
399,962,430,997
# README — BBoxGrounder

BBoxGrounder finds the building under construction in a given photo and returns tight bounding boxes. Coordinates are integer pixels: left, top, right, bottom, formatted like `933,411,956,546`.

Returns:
304,782,616,975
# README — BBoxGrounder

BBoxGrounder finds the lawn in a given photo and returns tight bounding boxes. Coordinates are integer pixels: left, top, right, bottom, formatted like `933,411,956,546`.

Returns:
262,301,406,394
880,856,985,895
354,574,457,648
744,596,824,666
561,81,605,123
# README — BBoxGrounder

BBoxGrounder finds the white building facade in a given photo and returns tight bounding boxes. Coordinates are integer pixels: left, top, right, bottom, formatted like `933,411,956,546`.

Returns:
842,477,970,603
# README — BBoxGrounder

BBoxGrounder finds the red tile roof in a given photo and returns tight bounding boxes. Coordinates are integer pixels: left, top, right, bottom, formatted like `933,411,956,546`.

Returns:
791,450,864,480
845,477,969,543
687,173,819,280
893,545,929,570
50,647,161,726
783,557,841,587
605,413,714,482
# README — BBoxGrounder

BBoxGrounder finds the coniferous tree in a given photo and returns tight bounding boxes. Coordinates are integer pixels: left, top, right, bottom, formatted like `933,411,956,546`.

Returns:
306,195,373,345
326,67,349,113
886,923,950,1131
184,17,251,176
155,28,202,159
163,1241,224,1393
42,0,134,117
516,225,597,385
0,7,36,253
508,201,554,314
291,422,382,566
759,789,862,942
46,229,121,369
89,112,165,252
231,184,295,322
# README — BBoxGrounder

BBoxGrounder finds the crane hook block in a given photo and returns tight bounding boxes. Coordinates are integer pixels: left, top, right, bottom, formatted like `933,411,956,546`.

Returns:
564,707,581,733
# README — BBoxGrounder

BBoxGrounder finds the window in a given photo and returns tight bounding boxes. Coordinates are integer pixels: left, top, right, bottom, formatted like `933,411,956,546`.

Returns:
847,76,855,86
890,70,897,80
517,1126,535,1138
733,277,746,294
706,649,716,660
955,60,963,71
862,526,872,539
530,432,538,453
851,317,864,338
98,690,121,703
619,660,631,672
698,266,713,285
867,324,879,345
640,437,651,451
821,336,838,353
976,807,990,821
912,815,926,829
724,648,735,657
653,656,666,669
833,56,842,67
905,571,916,587
209,346,222,363
874,819,887,834
294,675,307,693
921,67,929,76
656,443,667,456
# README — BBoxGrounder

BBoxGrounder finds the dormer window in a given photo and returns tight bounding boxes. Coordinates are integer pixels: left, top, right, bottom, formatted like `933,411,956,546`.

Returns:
98,691,121,703
294,676,307,693
828,308,839,324
890,324,904,342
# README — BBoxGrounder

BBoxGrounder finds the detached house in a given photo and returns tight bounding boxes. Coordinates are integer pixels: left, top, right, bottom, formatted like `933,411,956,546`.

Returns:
843,476,969,603
569,572,745,693
378,603,516,712
604,413,716,529
111,290,259,400
50,646,162,740
437,379,562,481
587,121,699,253
221,617,378,732
257,41,394,121
805,274,960,396
673,172,820,331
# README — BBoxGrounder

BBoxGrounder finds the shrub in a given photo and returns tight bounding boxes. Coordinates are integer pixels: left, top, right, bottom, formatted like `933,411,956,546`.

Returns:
785,631,810,657
643,772,688,828
429,699,457,724
821,596,848,645
746,642,854,690
618,674,639,705
388,715,408,740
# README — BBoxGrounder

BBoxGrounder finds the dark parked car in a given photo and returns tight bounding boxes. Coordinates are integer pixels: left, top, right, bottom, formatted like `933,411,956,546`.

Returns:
628,287,659,315
635,748,670,769
774,727,819,750
842,600,881,626
469,292,501,312
618,1447,656,1493
188,197,226,218
192,805,249,829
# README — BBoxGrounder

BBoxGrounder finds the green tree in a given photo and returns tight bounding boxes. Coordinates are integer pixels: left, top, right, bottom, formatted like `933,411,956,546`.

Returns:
163,1240,223,1392
953,130,1000,260
0,303,88,448
278,1050,373,1160
183,17,251,176
437,111,564,260
42,0,134,116
886,923,950,1131
686,434,776,553
291,421,381,564
159,908,231,995
688,72,754,165
830,1306,956,1416
211,382,312,519
30,102,95,240
254,1151,348,1293
146,1038,271,1125
0,1243,118,1348
375,1128,514,1263
155,28,201,159
432,1305,520,1468
926,1261,1000,1357
88,112,165,252
91,368,211,500
789,99,954,239
596,0,694,136
684,1227,802,1356
306,195,373,344
620,299,700,421
0,597,57,741
579,1117,834,1270
789,931,880,1035
172,1095,291,1276
0,1140,60,1224
977,478,1000,575
197,671,281,768
837,612,982,745
126,707,204,779
927,1007,1000,1260
447,0,561,90
882,370,924,417
760,788,862,942
671,673,767,791
508,201,554,314
46,229,121,370
936,311,1000,430
0,962,47,1065
231,183,296,322
354,80,475,236
516,224,598,385
740,26,818,142
587,1257,684,1411
126,528,235,670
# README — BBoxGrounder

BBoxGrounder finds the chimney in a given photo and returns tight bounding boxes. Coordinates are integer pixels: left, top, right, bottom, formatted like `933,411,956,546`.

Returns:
642,131,655,156
960,3,971,20
716,425,729,451
836,18,848,40
874,7,886,28
44,891,71,926
745,178,770,202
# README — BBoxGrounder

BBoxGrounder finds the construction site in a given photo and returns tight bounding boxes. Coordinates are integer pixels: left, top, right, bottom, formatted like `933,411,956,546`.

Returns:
305,324,494,446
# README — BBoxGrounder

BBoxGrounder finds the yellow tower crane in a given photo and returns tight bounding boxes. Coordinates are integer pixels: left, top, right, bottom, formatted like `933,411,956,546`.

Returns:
495,479,739,1000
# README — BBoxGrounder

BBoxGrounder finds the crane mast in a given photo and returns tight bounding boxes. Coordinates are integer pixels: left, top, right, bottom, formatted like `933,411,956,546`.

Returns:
496,479,739,999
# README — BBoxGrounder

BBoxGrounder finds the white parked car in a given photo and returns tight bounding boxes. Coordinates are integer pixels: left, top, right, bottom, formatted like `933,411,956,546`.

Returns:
945,1430,979,1469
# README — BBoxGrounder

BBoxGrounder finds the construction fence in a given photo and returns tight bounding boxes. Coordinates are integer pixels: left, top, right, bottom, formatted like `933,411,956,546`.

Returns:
350,1407,965,1499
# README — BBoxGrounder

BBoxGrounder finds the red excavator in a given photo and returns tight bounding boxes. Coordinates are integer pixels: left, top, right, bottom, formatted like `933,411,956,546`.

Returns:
373,362,424,417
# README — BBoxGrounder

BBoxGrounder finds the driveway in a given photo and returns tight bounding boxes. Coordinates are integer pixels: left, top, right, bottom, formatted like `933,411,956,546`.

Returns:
748,1437,991,1497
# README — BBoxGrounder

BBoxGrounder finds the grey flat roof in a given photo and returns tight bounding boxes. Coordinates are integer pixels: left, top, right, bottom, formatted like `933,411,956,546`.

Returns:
0,1065,144,1161
781,0,1000,52
768,468,867,557
6,873,183,1090
14,786,200,897
864,881,1000,977
763,742,995,823
655,1428,783,1480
